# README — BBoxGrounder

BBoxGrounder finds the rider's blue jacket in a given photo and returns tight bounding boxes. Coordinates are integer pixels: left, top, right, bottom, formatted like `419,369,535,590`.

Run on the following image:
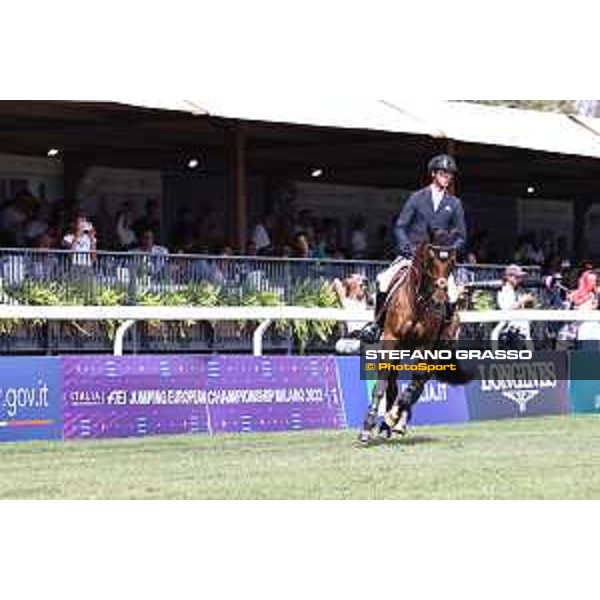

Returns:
393,186,467,256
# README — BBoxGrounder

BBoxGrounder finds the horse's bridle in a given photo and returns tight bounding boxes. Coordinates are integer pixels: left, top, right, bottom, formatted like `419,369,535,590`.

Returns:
415,244,456,318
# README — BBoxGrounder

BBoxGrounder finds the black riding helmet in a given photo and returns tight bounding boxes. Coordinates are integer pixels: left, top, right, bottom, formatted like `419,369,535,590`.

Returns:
428,154,458,175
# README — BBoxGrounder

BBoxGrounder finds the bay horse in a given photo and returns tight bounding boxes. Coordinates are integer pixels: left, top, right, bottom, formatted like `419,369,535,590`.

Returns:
359,230,469,445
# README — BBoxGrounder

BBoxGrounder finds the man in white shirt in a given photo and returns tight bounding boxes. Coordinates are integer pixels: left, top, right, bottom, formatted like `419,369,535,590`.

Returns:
492,264,534,348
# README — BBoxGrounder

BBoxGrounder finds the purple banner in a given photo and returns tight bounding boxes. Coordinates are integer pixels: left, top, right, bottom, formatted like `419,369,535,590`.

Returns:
62,356,345,439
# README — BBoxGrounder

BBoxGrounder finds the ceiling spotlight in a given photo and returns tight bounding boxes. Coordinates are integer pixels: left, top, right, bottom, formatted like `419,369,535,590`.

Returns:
47,148,60,158
311,168,324,178
527,186,535,194
187,158,200,169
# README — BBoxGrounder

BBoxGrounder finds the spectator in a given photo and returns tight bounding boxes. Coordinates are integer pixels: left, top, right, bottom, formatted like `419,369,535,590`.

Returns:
293,209,315,243
115,201,137,250
133,199,162,242
62,212,97,270
24,203,49,246
311,228,329,259
134,228,168,256
543,257,568,309
492,264,535,349
133,228,169,282
332,273,371,355
0,194,29,246
568,260,597,308
91,197,114,248
292,232,311,258
31,232,59,280
251,213,275,253
245,240,258,256
350,216,369,259
576,294,600,349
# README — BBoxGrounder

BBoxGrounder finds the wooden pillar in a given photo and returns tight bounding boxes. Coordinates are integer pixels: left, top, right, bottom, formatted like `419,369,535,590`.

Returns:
230,125,248,253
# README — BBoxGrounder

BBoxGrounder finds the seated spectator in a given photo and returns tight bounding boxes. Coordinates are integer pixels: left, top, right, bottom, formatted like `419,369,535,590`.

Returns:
311,228,329,259
280,244,293,258
332,274,370,336
292,232,311,258
134,229,169,256
132,229,169,281
543,257,568,309
332,273,371,354
575,294,600,349
568,260,597,308
244,240,258,256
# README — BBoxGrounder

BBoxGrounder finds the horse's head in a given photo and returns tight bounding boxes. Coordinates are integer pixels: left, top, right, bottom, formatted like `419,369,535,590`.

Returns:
417,229,457,303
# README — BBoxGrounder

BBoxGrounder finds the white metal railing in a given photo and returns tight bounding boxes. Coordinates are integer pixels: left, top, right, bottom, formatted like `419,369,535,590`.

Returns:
1,305,599,356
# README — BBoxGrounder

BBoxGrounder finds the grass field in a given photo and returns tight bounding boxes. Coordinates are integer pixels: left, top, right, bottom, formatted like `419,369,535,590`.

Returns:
2,414,600,499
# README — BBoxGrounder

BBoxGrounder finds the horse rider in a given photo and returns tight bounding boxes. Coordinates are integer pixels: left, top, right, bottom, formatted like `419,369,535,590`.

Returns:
359,154,467,342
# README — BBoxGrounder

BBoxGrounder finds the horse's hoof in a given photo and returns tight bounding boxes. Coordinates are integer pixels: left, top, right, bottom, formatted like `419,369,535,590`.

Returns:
392,423,408,436
378,422,393,440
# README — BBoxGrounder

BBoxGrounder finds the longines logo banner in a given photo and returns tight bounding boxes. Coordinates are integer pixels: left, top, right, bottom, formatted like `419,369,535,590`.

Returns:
466,353,569,419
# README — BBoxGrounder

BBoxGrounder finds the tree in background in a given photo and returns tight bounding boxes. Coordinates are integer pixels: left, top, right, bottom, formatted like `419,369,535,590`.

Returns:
461,100,599,117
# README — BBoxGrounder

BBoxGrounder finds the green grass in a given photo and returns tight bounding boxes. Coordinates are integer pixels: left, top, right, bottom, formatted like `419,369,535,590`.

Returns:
2,415,600,499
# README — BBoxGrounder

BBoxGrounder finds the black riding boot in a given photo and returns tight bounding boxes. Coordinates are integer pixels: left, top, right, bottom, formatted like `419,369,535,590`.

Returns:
358,291,387,343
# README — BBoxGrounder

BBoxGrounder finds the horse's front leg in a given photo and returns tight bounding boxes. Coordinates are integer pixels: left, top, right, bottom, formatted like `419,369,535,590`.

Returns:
359,369,389,445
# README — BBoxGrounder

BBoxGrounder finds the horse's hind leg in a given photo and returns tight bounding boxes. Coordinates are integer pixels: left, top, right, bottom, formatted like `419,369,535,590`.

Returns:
359,373,388,445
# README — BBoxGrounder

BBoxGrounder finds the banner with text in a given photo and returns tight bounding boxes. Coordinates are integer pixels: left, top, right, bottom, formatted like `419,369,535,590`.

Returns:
0,357,62,442
61,355,346,439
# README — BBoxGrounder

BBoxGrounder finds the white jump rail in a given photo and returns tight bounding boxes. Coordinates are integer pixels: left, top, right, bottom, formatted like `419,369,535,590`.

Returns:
1,305,599,356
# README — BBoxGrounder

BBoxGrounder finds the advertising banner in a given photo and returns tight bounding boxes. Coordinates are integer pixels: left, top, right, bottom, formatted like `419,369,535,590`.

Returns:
465,352,569,420
62,355,345,439
337,357,470,428
0,357,62,442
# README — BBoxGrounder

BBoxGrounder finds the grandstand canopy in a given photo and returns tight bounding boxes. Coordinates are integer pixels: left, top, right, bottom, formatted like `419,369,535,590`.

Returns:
0,98,600,200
